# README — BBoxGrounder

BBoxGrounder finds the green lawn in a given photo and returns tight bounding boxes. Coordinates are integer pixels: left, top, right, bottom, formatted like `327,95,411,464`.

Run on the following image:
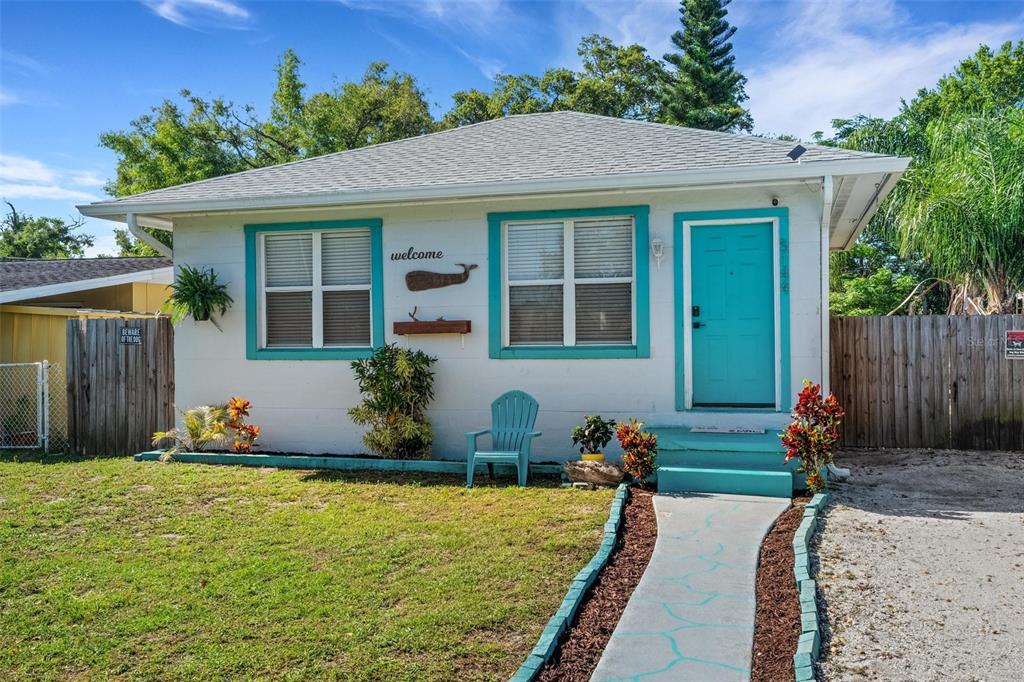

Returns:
0,452,613,681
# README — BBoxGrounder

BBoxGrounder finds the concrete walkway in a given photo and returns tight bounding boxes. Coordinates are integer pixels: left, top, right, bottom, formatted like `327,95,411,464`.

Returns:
591,493,790,682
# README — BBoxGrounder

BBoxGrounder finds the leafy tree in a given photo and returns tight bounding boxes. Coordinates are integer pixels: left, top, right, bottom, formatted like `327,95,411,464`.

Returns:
100,52,432,197
821,41,1024,314
0,202,94,259
893,110,1024,313
441,35,665,127
659,0,752,132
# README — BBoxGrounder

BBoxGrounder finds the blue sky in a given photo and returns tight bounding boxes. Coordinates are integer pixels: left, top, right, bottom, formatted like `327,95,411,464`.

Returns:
1,0,1021,256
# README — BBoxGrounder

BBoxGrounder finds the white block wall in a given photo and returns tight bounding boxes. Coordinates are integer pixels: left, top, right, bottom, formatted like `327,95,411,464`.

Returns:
172,183,827,460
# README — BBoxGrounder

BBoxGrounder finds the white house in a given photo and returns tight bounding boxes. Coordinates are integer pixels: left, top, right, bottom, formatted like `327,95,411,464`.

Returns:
80,112,908,494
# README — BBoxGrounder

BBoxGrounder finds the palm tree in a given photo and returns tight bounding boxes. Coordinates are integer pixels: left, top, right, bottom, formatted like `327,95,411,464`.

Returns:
890,109,1024,313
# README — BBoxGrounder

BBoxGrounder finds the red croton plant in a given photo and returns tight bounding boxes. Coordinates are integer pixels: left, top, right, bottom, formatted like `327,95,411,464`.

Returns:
227,397,260,453
616,419,658,484
781,380,844,493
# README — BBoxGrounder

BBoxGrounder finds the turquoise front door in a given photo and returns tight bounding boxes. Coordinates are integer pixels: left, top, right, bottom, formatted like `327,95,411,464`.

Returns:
690,222,776,407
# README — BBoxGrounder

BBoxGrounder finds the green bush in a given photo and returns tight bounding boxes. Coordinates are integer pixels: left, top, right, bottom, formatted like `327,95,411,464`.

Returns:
349,344,436,459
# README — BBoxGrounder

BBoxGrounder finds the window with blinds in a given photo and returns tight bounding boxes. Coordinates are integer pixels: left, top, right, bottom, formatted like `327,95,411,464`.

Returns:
505,216,633,347
260,228,372,348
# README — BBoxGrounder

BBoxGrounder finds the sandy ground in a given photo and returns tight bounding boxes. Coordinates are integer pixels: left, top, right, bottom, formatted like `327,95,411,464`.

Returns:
817,449,1024,682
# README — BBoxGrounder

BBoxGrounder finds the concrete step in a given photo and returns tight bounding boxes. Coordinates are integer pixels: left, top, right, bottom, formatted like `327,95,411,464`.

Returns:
658,466,793,498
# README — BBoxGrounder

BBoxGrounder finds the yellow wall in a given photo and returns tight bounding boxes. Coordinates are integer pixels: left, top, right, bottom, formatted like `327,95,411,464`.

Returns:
0,305,155,365
19,282,170,313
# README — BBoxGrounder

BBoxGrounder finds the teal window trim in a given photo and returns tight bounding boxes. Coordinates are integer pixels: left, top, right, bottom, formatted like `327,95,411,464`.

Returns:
487,205,650,360
244,219,384,361
673,207,791,411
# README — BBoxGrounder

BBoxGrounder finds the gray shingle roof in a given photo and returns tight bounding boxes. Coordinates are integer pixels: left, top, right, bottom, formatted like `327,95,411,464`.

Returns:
0,257,172,293
85,112,885,208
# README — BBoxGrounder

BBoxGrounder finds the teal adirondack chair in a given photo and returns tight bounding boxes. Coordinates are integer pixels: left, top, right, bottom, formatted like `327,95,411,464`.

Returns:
466,390,541,487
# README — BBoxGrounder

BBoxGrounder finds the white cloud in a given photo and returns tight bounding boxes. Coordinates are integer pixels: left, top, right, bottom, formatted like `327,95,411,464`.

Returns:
68,171,107,188
340,0,508,35
142,0,252,30
0,154,58,184
745,10,1024,138
0,154,106,203
1,49,47,76
0,184,98,202
455,47,505,80
554,0,1024,139
0,88,21,107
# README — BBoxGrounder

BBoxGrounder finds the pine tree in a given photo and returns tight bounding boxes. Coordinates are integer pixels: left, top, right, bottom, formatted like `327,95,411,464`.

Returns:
660,0,753,132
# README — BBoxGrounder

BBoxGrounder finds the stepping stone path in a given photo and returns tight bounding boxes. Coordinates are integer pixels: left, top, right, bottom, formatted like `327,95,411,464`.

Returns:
591,493,790,681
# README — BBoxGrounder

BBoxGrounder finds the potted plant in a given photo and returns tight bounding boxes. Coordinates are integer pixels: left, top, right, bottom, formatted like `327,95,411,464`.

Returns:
571,414,616,462
164,265,233,328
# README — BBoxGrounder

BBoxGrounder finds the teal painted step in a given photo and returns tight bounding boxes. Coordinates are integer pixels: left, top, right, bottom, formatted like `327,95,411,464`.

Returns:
648,426,798,496
658,466,793,498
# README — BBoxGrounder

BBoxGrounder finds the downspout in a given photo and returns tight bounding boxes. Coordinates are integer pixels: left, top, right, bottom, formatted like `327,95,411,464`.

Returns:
820,175,833,394
820,176,849,481
127,213,172,257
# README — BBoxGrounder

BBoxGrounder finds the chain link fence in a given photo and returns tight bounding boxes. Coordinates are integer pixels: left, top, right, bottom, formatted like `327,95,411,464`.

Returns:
0,361,67,452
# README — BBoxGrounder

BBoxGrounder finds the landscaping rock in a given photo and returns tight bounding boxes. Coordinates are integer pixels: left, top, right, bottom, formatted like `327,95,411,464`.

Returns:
564,460,625,486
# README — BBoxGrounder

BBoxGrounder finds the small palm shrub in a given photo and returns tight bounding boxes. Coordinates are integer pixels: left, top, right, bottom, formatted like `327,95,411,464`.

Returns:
349,344,436,459
780,380,844,493
616,419,657,483
153,404,229,459
164,265,233,326
571,415,616,455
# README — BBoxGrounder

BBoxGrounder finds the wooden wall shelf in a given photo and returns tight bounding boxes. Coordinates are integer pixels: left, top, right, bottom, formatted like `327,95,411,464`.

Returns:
393,320,471,335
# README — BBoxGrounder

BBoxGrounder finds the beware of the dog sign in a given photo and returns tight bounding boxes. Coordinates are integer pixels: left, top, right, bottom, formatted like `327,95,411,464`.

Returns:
1006,330,1024,359
120,327,142,345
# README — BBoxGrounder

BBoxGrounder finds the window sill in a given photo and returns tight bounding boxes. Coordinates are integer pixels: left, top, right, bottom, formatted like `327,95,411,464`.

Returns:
492,345,646,360
247,347,376,361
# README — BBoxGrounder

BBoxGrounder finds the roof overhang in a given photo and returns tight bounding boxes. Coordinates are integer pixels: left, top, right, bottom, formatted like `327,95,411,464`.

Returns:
0,267,174,304
78,156,909,233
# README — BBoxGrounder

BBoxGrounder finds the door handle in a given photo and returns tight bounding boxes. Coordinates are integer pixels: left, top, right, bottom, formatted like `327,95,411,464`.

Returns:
693,322,703,329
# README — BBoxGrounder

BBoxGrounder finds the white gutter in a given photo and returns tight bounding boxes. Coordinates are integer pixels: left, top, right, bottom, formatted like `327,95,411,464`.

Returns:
820,175,833,395
0,267,174,304
127,213,172,257
78,156,910,220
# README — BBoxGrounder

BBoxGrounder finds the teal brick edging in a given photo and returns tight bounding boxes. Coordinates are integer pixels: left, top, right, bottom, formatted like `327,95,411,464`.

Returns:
134,451,562,476
509,483,630,682
793,492,829,681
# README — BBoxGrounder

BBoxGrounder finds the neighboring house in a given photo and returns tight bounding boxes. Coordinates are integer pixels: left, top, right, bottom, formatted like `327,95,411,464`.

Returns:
78,112,909,471
0,257,172,365
0,257,172,450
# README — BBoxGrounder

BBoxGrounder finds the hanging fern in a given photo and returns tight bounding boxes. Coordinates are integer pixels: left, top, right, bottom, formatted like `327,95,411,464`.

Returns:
164,265,233,326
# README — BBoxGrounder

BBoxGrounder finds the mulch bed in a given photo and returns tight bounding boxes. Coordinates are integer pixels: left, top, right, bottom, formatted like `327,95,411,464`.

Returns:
535,487,657,682
750,495,811,682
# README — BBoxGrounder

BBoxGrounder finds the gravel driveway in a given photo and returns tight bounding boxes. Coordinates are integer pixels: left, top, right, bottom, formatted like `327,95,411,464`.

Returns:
817,449,1024,682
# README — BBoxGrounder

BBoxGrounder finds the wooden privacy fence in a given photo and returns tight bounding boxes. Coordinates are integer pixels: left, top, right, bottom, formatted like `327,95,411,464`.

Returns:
830,315,1024,451
66,317,174,456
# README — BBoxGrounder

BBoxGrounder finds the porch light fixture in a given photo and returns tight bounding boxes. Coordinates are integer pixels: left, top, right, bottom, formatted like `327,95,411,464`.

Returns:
650,237,665,269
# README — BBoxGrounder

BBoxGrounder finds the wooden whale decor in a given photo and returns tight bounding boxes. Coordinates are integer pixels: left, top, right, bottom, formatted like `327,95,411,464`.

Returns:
405,263,477,292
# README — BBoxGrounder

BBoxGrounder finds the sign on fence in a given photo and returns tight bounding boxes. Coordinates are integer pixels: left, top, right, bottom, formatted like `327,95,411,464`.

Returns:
119,327,143,345
1007,330,1024,359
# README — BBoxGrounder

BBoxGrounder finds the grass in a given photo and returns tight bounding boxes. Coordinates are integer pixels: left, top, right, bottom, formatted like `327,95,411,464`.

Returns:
0,451,614,681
